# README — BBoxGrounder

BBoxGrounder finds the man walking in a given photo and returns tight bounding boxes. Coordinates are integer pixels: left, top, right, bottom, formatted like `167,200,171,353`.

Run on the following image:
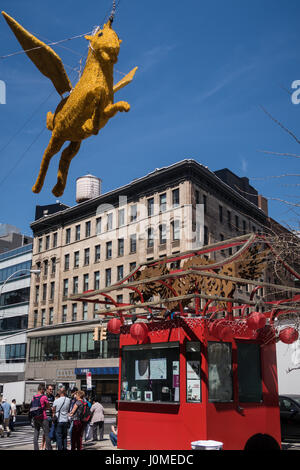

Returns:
52,386,70,451
1,399,11,437
31,383,52,451
10,399,17,432
41,384,55,450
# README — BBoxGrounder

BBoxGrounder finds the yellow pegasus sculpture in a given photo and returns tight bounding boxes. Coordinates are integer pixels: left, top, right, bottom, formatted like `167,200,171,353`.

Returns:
2,11,138,197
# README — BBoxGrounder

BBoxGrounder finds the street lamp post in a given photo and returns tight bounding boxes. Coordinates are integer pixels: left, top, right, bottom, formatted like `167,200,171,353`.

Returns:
0,268,41,307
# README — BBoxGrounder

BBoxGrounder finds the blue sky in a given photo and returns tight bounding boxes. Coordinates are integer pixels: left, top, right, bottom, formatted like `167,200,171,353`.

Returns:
0,0,299,235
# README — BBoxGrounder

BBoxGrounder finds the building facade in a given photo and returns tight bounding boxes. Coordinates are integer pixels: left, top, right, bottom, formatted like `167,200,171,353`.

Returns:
26,159,271,400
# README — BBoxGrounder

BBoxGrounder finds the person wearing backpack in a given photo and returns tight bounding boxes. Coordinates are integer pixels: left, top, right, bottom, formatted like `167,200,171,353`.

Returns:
30,383,52,451
0,400,5,437
68,390,90,450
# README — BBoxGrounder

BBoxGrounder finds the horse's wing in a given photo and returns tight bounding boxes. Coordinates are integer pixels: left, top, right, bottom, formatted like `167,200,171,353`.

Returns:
2,11,72,95
113,66,138,94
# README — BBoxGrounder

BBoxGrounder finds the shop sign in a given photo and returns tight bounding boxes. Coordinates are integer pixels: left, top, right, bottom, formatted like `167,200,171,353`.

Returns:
56,368,76,381
86,371,92,390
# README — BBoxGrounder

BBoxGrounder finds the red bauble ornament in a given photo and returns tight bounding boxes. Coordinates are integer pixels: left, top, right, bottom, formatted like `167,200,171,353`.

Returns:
246,312,266,331
218,325,233,342
107,318,123,334
130,322,149,342
279,327,299,344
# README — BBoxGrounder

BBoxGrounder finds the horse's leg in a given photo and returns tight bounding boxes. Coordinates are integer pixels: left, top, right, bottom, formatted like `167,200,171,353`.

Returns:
32,135,65,194
52,141,81,197
103,101,130,118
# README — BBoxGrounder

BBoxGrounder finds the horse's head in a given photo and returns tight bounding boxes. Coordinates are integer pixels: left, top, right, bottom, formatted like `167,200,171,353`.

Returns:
85,20,122,64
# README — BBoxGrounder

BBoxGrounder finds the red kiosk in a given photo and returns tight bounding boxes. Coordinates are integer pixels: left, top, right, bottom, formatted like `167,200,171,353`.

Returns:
71,234,300,450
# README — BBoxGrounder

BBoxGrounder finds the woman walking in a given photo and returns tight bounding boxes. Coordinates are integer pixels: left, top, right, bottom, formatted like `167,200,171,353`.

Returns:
90,396,105,441
68,390,85,450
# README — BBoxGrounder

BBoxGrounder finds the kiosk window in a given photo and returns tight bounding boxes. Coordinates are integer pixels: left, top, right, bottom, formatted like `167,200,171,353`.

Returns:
208,342,233,402
121,342,179,403
186,342,201,403
237,342,262,403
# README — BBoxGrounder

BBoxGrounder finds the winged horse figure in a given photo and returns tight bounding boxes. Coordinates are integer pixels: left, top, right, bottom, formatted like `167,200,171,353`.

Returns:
2,11,138,197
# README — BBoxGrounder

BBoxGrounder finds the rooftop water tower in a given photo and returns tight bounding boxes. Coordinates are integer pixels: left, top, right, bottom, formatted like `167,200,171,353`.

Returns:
76,174,102,203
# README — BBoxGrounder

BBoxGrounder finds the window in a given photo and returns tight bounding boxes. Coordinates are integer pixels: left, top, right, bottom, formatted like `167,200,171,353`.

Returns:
118,238,124,256
117,294,123,304
42,284,47,301
62,305,67,323
96,217,102,235
106,241,112,259
73,276,79,294
159,224,167,245
129,262,136,272
95,245,101,262
34,311,38,328
38,238,43,253
130,234,137,253
74,251,80,268
45,235,50,250
83,274,89,291
49,307,54,325
64,254,70,271
94,271,100,290
159,193,167,212
41,309,46,326
172,188,180,207
75,225,81,241
53,232,58,248
43,260,48,276
35,285,40,304
65,228,71,244
105,268,111,287
203,194,207,214
237,342,262,402
118,209,125,227
186,342,201,403
72,304,77,322
84,248,90,265
148,198,154,217
171,220,180,241
147,227,154,248
107,213,113,231
51,257,56,275
219,205,223,223
50,282,55,300
195,190,200,205
63,279,68,297
130,204,137,222
121,342,180,403
235,215,239,231
204,226,209,245
85,221,91,238
83,302,88,320
208,342,233,402
117,265,124,281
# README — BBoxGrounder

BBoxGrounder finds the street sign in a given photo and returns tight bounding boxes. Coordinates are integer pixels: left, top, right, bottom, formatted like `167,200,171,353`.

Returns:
86,371,92,390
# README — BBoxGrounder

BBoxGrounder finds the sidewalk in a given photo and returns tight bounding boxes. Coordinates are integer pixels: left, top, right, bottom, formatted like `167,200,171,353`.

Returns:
2,434,118,451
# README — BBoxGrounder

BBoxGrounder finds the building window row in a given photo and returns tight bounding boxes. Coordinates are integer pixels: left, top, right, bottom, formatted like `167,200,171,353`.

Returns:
29,331,119,362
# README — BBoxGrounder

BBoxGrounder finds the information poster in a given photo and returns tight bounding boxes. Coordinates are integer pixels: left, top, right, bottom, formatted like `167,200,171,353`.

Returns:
135,360,150,380
150,358,167,379
187,360,201,380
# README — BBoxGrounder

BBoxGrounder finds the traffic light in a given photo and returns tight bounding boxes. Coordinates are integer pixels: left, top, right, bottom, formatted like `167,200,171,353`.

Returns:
100,326,107,341
93,327,99,341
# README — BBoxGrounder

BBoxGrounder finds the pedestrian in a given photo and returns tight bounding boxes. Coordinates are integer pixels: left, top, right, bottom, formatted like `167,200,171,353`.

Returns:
109,402,118,447
0,398,11,437
90,396,105,441
84,394,92,441
41,384,55,450
68,390,85,450
0,399,5,438
68,387,78,442
30,383,52,451
52,386,71,451
10,399,17,431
